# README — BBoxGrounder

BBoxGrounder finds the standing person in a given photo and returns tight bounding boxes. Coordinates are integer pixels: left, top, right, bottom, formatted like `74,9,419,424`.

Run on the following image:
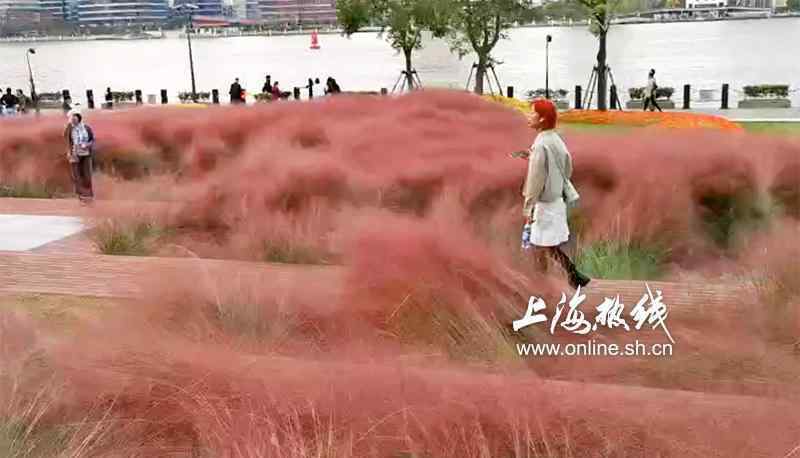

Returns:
15,90,28,114
229,78,244,104
64,109,96,204
520,98,590,289
325,77,341,95
1,88,19,116
105,87,113,109
643,69,662,112
271,81,282,100
262,74,272,95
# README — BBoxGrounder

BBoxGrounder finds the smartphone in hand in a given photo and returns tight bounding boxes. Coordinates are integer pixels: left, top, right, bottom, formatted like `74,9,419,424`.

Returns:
510,150,530,159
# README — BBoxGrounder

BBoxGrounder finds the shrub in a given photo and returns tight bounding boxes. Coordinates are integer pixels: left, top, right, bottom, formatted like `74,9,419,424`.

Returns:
576,240,669,280
254,92,274,102
0,183,61,199
743,85,790,98
261,238,331,265
628,86,674,100
177,91,211,102
91,218,168,256
111,91,135,103
526,88,569,100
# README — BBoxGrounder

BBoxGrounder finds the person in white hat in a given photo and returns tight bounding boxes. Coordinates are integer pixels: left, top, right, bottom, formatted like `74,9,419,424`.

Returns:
63,106,96,204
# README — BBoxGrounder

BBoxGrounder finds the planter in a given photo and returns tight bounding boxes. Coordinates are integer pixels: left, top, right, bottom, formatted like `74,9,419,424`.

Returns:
555,100,569,110
626,99,676,109
737,98,791,109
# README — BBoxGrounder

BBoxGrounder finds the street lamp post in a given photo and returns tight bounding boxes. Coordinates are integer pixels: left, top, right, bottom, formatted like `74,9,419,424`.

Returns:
175,4,199,102
545,35,552,100
26,48,39,114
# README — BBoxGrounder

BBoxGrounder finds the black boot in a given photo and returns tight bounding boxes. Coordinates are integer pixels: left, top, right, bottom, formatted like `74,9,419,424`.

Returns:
548,247,591,290
569,270,591,290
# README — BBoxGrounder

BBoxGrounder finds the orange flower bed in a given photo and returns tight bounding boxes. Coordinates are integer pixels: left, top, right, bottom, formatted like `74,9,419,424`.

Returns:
559,110,743,132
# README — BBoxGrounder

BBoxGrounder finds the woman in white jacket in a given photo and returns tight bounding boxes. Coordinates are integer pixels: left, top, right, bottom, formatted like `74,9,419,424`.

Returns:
520,99,590,289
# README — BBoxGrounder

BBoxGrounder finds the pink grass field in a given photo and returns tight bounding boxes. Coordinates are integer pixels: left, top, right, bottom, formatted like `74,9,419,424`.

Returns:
1,91,799,457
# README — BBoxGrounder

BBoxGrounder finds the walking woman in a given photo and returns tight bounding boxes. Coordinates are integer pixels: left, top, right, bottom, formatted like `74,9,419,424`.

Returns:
520,98,590,289
64,108,95,204
643,69,662,112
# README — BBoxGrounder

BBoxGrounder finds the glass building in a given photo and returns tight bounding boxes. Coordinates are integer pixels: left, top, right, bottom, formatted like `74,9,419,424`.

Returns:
76,0,169,26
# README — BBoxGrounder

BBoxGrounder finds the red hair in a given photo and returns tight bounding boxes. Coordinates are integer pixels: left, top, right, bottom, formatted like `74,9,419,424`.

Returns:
531,98,558,130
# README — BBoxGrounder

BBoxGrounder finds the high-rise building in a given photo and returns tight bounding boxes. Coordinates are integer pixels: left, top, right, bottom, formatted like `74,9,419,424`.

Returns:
76,0,169,26
255,0,336,26
174,0,222,17
39,0,68,20
0,0,42,33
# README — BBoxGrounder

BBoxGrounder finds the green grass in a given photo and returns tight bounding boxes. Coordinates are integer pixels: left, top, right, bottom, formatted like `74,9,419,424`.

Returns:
262,239,331,265
740,121,800,136
91,219,168,256
576,240,668,281
0,183,62,199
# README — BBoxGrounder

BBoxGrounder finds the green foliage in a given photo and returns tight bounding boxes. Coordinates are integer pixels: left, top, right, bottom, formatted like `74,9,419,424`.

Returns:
0,183,61,199
262,239,331,265
92,219,167,256
576,240,668,280
177,91,211,102
110,91,134,103
336,0,373,35
628,86,674,99
445,0,531,59
788,0,800,11
527,88,569,100
743,85,790,99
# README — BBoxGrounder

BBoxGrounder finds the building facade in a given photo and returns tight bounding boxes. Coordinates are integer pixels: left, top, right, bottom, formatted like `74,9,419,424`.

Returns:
254,0,336,26
0,0,41,33
76,0,169,26
174,0,223,18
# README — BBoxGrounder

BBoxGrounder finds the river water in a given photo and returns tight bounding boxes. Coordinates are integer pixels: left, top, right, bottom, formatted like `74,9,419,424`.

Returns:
0,18,798,106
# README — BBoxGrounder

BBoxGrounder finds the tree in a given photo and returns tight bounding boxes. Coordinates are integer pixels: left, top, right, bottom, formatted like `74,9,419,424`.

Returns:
337,0,448,90
576,0,619,110
788,0,800,11
445,0,534,95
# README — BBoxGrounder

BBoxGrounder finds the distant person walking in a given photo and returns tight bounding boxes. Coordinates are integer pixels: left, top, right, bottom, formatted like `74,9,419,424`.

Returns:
643,69,662,112
519,98,590,289
16,90,29,114
105,87,113,109
229,78,245,104
64,108,96,204
1,88,19,116
271,81,285,100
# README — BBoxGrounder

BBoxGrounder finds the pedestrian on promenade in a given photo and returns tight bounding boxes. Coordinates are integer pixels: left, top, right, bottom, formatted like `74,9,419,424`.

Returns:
16,90,28,114
1,88,20,116
262,74,273,95
519,98,590,289
643,69,662,112
64,108,96,204
271,81,284,100
229,78,244,104
325,77,341,95
105,87,113,109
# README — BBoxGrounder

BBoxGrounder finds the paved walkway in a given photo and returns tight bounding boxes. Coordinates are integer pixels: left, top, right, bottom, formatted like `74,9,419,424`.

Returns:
0,198,750,309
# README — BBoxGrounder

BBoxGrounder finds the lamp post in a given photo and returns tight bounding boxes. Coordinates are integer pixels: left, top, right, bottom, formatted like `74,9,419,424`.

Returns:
26,48,39,114
545,34,552,100
175,4,199,102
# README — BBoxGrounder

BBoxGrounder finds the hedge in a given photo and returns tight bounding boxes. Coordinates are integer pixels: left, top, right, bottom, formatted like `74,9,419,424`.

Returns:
743,85,789,99
628,87,675,100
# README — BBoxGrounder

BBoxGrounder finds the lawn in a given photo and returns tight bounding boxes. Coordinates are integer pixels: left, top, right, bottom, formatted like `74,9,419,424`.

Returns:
739,121,800,136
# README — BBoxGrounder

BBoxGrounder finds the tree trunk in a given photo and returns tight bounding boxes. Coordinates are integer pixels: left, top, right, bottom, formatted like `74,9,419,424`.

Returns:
404,48,415,90
596,30,608,111
474,54,488,95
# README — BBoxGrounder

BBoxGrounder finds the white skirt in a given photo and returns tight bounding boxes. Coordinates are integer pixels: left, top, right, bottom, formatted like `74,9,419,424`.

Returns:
528,198,570,247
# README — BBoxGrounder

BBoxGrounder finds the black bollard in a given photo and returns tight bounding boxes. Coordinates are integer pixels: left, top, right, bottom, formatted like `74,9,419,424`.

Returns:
160,89,168,104
308,78,314,99
575,85,582,110
135,90,143,105
212,89,219,104
721,83,729,110
86,89,95,109
683,84,691,110
380,88,388,96
506,86,514,98
293,87,300,100
610,85,618,110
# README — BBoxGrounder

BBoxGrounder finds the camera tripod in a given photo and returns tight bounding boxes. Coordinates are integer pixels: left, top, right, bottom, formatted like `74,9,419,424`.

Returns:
465,62,503,95
392,69,423,93
583,65,623,110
